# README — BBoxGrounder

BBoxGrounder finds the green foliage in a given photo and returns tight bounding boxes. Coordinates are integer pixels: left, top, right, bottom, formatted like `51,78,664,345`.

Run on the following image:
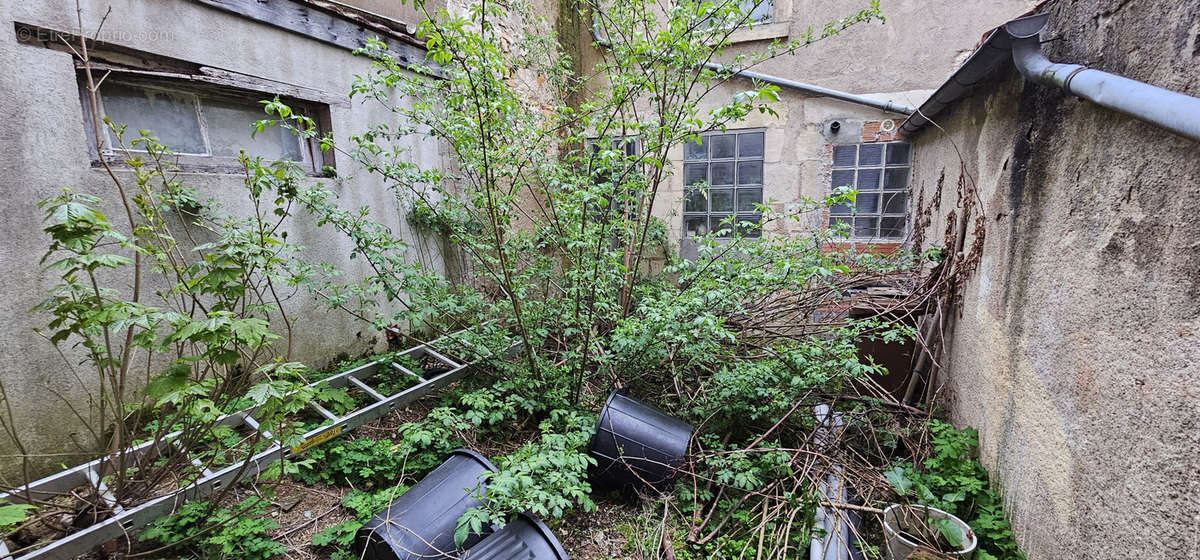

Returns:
311,488,405,551
29,119,321,504
0,503,35,533
140,498,285,560
886,421,1025,559
455,410,597,546
293,437,409,487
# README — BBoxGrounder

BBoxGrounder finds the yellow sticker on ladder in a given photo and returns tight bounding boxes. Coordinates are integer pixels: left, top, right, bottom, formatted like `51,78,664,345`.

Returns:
291,425,343,455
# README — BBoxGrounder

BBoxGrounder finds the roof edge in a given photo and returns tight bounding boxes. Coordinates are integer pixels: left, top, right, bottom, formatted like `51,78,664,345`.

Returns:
898,13,1049,137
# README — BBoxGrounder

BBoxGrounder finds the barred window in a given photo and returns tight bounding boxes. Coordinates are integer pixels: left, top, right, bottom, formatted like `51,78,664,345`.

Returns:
683,130,764,238
829,142,911,239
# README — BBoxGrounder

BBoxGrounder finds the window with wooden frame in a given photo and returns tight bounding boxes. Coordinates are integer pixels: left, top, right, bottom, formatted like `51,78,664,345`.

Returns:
828,142,910,240
683,130,764,238
82,75,331,174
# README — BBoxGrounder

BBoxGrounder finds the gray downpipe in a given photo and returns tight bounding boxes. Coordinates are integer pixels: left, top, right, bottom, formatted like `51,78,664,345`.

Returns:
703,63,915,116
590,21,914,116
1010,33,1200,142
811,405,854,560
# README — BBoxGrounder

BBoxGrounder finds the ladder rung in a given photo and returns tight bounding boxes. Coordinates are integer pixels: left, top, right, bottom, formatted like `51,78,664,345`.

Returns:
422,346,462,369
309,403,339,421
391,361,424,381
242,415,273,440
347,376,387,401
171,441,215,479
84,468,124,515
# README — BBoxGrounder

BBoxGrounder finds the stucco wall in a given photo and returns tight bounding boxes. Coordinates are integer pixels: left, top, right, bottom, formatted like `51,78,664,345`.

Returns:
0,0,456,479
907,2,1200,558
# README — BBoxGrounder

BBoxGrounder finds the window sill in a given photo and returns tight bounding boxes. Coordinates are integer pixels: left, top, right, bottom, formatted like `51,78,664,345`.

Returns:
726,21,790,44
91,159,327,177
824,241,904,254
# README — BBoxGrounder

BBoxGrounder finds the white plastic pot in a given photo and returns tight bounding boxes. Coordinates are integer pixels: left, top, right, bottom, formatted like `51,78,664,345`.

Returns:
881,504,977,560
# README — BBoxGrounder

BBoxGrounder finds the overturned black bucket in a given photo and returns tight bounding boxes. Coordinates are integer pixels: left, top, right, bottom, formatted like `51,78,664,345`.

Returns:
463,513,569,560
587,390,694,489
357,449,498,560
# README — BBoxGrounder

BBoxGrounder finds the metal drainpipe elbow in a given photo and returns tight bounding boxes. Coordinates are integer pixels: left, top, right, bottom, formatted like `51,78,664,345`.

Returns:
1011,37,1085,91
1011,35,1200,142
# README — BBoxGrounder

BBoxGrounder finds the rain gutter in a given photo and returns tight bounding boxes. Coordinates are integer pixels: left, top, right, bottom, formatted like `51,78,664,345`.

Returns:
900,13,1200,142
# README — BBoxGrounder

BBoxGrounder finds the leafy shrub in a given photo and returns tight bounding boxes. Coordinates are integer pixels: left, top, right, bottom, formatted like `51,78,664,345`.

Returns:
886,420,1025,559
311,487,406,558
454,410,597,545
140,497,284,560
293,437,409,487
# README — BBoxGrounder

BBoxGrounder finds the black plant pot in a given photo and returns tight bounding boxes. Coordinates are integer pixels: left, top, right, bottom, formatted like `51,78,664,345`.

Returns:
587,390,694,489
357,449,498,560
463,513,569,560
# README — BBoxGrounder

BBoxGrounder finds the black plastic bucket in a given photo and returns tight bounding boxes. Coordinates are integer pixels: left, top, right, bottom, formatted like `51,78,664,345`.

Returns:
587,390,694,489
463,513,569,560
357,449,498,560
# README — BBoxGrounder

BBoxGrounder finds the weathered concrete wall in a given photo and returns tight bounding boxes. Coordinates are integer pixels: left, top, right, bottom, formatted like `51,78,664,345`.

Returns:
907,2,1200,558
0,0,455,479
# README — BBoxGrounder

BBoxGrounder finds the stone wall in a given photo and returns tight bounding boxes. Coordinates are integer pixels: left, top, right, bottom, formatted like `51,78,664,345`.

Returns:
906,1,1200,557
0,0,457,479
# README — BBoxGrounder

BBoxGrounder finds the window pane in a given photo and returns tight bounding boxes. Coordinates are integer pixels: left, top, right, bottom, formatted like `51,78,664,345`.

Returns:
620,138,638,156
857,168,881,190
832,169,855,189
832,145,857,167
684,163,707,186
884,167,909,189
883,192,907,214
736,188,762,212
710,188,734,212
736,161,763,185
856,193,880,214
710,162,735,185
101,83,206,154
880,216,906,238
710,134,736,158
858,144,883,166
886,143,911,165
854,217,878,237
685,215,708,237
685,139,707,160
830,203,853,215
685,188,707,212
710,215,732,235
830,216,850,228
743,0,773,22
205,98,303,161
735,214,762,237
738,132,764,158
